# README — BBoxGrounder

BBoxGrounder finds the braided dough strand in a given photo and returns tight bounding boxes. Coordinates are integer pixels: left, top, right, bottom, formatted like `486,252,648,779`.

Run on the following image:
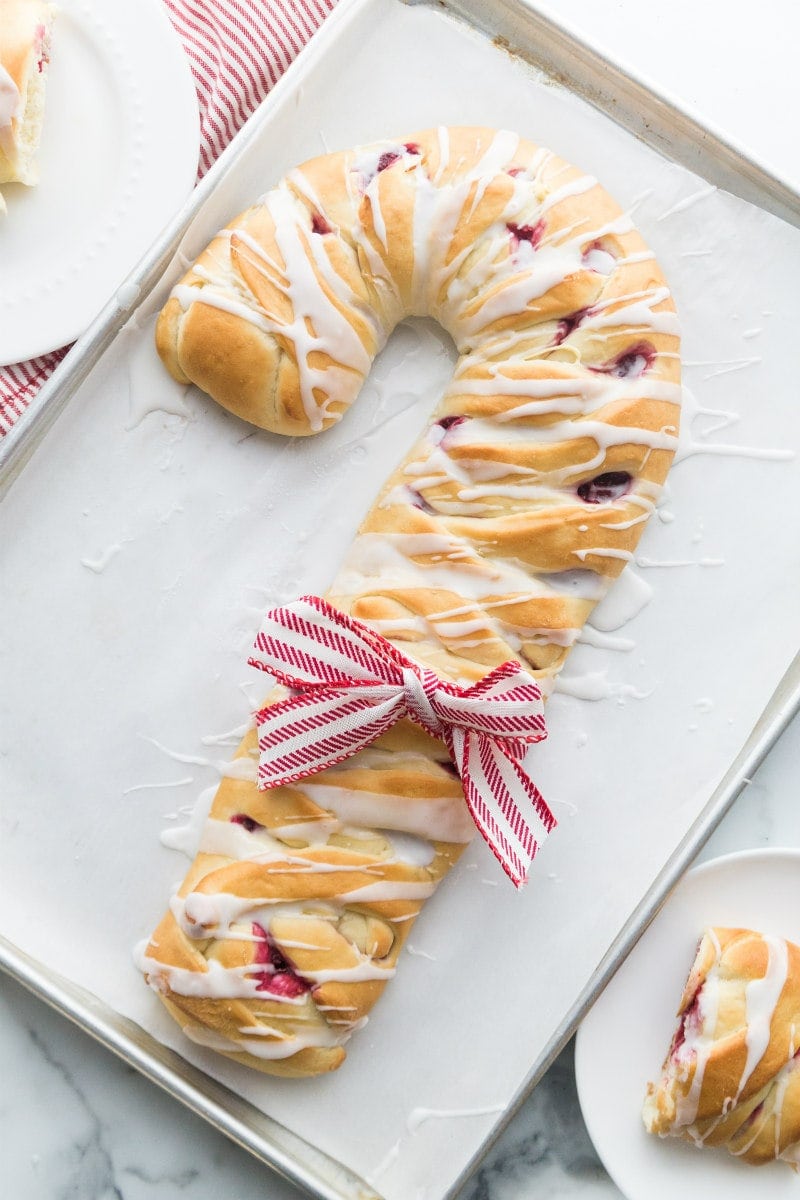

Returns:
143,127,680,1075
644,929,800,1167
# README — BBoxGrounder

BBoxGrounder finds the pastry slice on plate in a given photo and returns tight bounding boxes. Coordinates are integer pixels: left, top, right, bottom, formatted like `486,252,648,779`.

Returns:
644,927,800,1166
0,0,55,200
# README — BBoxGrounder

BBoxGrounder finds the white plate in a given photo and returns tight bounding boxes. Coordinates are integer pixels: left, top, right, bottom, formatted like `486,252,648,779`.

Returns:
576,849,800,1199
0,0,198,364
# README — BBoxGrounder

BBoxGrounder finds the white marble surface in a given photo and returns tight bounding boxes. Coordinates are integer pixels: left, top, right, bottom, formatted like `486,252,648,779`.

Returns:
5,709,800,1200
3,1,799,1198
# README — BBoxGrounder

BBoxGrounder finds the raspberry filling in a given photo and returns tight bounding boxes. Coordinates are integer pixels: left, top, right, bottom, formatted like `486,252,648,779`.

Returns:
670,986,703,1062
311,212,331,235
576,472,633,504
409,489,435,514
377,144,421,173
251,922,310,998
36,24,49,72
230,813,264,833
553,307,592,346
434,413,467,450
590,342,656,380
377,151,401,173
507,220,545,252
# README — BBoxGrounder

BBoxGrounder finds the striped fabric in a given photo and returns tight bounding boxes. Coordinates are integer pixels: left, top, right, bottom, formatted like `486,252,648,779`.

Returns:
164,0,336,181
0,0,337,436
249,596,555,888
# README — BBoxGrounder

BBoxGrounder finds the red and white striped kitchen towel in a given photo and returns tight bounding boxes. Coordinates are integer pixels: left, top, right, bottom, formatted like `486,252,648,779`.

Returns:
0,0,337,436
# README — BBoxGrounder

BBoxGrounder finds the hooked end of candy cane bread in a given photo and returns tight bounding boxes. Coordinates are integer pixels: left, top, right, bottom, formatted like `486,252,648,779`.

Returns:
155,189,385,435
644,928,800,1167
154,126,679,440
0,2,56,188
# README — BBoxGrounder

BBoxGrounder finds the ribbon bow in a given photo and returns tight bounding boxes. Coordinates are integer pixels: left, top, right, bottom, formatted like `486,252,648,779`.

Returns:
247,595,555,887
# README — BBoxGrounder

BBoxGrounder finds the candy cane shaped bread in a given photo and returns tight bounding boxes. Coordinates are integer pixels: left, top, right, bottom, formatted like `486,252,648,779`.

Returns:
141,127,681,1076
644,929,800,1167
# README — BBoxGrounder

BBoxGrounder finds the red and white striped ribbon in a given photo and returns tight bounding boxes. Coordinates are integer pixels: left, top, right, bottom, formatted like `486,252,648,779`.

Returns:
0,0,337,434
248,595,555,888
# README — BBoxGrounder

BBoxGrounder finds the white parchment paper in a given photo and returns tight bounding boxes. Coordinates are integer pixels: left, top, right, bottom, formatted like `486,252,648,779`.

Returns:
2,1,800,1197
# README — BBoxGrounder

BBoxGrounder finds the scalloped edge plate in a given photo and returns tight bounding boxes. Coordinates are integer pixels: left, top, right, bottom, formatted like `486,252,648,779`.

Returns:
0,0,198,364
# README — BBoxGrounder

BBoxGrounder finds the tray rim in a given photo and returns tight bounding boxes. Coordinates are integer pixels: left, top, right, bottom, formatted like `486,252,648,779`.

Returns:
2,0,800,1197
440,0,800,229
0,937,382,1200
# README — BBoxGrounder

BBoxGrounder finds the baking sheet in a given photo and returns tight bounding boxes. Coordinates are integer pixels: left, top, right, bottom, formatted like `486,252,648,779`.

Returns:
2,1,800,1198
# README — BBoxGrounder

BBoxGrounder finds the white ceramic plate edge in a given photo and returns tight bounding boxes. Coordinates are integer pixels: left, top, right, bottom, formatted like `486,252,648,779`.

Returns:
0,0,198,364
575,848,800,1200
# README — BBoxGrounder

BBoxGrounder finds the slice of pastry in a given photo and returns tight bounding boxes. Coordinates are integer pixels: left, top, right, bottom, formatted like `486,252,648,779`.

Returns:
643,927,800,1166
0,0,55,189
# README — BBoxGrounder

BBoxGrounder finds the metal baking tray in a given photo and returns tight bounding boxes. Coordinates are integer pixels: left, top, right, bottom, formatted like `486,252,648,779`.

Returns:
2,0,800,1197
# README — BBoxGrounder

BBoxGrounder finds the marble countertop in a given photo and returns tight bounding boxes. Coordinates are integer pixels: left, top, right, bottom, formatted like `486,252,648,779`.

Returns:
3,2,799,1198
5,709,800,1200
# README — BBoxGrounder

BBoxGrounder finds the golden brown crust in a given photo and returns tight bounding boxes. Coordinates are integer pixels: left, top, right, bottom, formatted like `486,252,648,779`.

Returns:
144,127,681,1076
644,928,800,1167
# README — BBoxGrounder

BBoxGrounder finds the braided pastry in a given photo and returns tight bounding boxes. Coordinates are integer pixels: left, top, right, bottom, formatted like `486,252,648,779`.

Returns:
644,928,800,1167
140,127,681,1076
0,0,54,193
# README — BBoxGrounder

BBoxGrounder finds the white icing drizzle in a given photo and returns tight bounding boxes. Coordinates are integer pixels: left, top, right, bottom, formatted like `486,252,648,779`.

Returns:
0,65,19,127
0,64,19,161
172,127,678,446
443,416,679,479
298,960,395,984
198,818,309,861
295,781,474,842
406,1104,506,1133
772,1061,796,1158
138,947,297,1002
181,1016,355,1061
406,944,437,961
337,880,436,903
657,185,717,221
573,547,633,563
160,786,217,856
576,625,634,652
589,569,653,631
151,130,693,1068
736,936,789,1101
677,385,794,465
669,933,790,1144
368,1139,403,1184
80,544,122,574
673,971,721,1129
123,776,194,796
553,670,650,703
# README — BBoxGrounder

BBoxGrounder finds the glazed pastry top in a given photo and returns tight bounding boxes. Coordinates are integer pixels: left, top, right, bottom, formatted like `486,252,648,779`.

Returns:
144,127,680,1076
644,927,800,1167
158,126,681,694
